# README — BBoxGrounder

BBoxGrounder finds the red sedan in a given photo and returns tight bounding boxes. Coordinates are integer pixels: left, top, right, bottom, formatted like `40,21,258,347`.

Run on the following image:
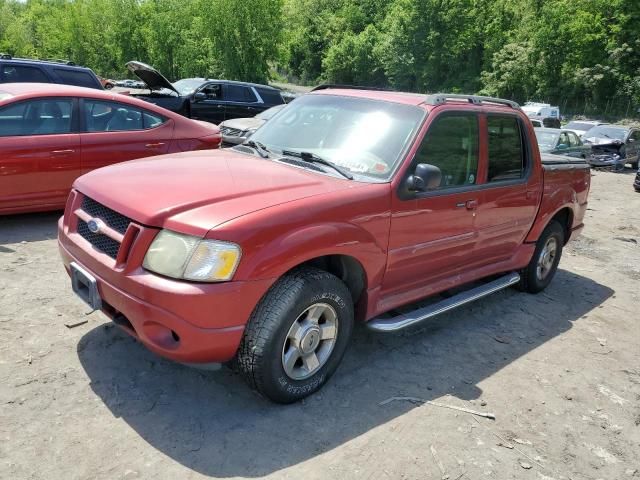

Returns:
0,83,221,214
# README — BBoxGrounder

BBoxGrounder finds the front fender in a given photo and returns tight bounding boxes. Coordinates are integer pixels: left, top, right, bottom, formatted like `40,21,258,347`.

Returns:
236,222,388,288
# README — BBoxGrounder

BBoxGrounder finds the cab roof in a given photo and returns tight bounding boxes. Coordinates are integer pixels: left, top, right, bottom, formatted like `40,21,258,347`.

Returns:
310,87,520,111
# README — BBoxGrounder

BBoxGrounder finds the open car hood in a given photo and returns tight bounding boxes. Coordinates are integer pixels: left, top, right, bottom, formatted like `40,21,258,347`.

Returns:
125,61,179,94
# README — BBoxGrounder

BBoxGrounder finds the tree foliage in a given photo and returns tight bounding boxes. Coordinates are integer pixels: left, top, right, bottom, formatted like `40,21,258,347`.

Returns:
0,0,638,115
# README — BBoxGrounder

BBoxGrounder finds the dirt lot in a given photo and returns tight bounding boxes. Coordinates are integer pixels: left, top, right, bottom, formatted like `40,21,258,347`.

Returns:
1,169,639,480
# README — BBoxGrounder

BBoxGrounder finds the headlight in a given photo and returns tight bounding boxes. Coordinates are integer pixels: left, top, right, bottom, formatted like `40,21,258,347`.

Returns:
143,230,241,282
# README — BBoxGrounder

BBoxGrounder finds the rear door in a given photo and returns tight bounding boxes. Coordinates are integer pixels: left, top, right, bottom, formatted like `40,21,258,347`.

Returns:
473,114,541,266
79,99,172,173
223,84,263,119
0,97,81,211
190,82,225,124
383,111,481,301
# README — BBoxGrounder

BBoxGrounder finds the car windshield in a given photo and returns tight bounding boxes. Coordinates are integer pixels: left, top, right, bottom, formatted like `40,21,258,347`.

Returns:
249,94,425,180
256,104,285,121
535,130,560,152
565,121,599,131
585,126,627,141
172,79,204,96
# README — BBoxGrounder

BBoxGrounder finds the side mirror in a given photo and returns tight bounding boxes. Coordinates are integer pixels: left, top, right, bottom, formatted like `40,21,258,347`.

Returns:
557,143,568,150
406,163,442,192
193,92,207,101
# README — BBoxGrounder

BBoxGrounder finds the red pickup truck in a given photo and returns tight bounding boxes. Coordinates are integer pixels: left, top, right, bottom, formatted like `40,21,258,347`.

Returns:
58,88,590,403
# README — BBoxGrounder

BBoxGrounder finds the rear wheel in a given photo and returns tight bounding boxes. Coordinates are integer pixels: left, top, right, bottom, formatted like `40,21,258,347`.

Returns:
236,267,353,403
519,220,564,293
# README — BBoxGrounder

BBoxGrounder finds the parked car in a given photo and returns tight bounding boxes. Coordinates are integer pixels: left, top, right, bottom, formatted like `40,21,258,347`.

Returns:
535,128,591,158
582,125,640,169
115,79,145,89
218,104,286,146
522,102,560,119
125,61,285,124
58,89,590,403
0,54,103,90
99,77,115,89
0,83,221,215
563,120,607,138
634,167,640,192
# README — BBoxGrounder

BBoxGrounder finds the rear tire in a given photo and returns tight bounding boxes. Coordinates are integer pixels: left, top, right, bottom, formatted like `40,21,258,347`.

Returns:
519,220,564,293
630,160,639,170
236,267,354,403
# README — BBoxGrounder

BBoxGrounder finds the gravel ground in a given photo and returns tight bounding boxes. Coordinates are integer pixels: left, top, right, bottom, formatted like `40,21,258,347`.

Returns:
1,169,639,480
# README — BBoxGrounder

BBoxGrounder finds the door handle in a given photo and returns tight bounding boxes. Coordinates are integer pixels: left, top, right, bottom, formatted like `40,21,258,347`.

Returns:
51,149,75,155
465,199,478,210
145,142,165,148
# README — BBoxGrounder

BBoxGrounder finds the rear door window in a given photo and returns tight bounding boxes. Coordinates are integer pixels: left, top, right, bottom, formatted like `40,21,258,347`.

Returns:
225,84,256,103
84,100,143,132
1,64,50,83
0,99,73,136
53,68,99,88
412,113,479,189
487,116,525,182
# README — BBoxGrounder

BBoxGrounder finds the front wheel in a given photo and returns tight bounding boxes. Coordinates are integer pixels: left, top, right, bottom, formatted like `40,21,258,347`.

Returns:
519,220,564,293
236,267,354,403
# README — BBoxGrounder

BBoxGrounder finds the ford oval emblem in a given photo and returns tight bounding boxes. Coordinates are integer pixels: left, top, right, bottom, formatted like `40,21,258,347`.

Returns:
87,218,104,234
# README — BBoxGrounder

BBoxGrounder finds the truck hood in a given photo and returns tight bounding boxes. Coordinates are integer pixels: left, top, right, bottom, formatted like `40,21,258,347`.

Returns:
126,60,179,94
73,149,356,235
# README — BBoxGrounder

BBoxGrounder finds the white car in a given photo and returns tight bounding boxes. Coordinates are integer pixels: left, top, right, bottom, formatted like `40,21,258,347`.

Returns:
563,120,608,138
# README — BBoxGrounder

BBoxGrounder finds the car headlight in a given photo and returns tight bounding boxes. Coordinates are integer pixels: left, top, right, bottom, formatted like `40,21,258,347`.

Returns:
143,230,241,282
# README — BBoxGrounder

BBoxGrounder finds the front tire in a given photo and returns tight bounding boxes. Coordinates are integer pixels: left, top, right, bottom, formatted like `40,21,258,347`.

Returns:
236,267,354,403
519,220,564,293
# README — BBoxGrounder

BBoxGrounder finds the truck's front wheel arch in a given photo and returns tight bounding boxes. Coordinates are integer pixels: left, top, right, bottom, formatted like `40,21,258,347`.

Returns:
289,254,367,321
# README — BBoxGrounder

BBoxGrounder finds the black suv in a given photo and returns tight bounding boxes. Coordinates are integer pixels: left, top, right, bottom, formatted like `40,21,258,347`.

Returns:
126,61,285,124
0,54,103,90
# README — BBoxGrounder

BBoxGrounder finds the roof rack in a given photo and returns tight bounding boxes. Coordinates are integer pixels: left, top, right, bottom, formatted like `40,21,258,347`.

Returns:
311,84,394,92
424,94,520,109
41,58,76,66
0,54,76,66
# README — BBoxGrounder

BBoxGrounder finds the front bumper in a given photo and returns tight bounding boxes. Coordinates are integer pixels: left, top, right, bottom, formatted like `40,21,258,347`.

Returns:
58,216,274,364
588,154,624,169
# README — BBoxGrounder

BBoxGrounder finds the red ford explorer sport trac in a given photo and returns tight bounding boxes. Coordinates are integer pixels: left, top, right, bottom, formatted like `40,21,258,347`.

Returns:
58,87,590,403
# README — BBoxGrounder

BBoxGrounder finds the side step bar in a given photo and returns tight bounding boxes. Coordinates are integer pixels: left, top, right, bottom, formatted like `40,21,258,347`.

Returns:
367,272,521,332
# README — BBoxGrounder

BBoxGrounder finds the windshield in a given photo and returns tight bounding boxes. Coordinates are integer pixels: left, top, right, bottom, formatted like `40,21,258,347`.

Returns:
256,104,285,121
585,126,627,141
565,121,599,131
249,94,425,180
535,130,560,152
172,79,204,96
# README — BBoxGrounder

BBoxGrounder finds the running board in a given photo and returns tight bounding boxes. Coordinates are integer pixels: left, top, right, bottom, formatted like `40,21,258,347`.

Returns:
367,272,521,332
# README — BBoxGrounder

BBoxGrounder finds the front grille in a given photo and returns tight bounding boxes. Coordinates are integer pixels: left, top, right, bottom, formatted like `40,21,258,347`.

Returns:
221,127,243,136
78,220,121,259
81,196,131,235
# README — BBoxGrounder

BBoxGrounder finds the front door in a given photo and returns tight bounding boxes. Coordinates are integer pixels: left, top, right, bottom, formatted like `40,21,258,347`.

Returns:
190,83,225,124
382,112,481,306
0,97,81,211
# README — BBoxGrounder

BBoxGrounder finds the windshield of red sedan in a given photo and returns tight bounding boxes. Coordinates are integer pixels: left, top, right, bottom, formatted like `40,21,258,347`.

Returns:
249,94,425,180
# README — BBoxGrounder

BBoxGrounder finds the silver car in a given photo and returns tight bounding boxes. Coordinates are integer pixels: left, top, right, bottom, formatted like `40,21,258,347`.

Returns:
219,104,286,146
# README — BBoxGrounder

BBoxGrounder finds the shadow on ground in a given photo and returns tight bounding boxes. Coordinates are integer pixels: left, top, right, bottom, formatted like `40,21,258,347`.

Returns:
77,269,613,477
0,211,61,246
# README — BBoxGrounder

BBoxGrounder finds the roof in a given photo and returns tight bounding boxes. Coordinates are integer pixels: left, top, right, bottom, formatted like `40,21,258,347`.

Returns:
179,78,280,90
0,56,91,70
311,88,520,111
0,82,182,117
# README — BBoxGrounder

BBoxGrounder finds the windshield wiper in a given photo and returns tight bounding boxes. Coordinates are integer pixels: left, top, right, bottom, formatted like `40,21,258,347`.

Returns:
243,139,271,158
281,150,354,180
